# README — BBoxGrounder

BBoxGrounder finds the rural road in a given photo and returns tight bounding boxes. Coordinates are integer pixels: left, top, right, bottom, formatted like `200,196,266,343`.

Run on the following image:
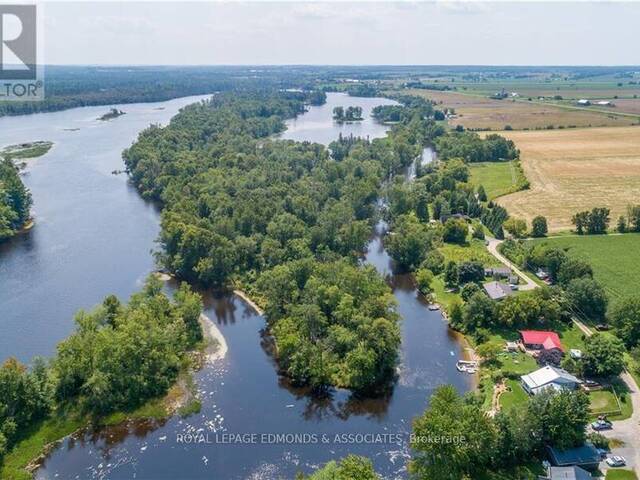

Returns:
574,318,640,476
485,237,538,290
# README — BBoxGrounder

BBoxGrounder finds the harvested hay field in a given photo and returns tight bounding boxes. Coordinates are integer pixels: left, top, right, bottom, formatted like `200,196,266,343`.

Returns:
408,89,636,130
496,126,640,232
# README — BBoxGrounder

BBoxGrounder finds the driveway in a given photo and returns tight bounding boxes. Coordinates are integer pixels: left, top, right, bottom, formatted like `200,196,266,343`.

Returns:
600,371,640,476
485,237,538,291
576,318,640,476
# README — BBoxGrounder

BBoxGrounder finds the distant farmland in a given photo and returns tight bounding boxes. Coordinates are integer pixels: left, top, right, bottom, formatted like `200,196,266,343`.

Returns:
407,89,637,130
496,126,640,232
527,233,640,301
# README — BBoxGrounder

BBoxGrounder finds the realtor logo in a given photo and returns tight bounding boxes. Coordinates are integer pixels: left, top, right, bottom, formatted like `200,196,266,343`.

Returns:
1,5,36,80
0,4,42,100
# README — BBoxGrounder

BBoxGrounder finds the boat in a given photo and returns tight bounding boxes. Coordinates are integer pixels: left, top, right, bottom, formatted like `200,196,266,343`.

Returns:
428,304,440,311
456,360,479,374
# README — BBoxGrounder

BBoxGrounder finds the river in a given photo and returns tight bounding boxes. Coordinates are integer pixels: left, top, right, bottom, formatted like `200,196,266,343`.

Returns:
1,92,471,479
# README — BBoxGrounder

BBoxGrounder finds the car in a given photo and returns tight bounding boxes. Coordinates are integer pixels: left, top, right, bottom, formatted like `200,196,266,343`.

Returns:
606,455,626,467
595,324,611,331
591,419,613,431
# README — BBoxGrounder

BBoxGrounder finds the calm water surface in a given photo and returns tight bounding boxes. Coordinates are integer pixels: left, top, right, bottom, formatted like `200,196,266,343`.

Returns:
280,92,397,144
0,95,210,361
1,93,471,479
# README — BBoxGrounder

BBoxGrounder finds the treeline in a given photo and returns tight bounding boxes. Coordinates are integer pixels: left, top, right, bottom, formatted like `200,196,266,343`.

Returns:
372,95,437,123
0,277,202,465
123,90,434,391
0,65,328,117
345,84,379,97
435,132,519,163
0,159,32,241
572,204,640,235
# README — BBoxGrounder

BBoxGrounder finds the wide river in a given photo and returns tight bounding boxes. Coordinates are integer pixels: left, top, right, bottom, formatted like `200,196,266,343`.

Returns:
1,92,471,479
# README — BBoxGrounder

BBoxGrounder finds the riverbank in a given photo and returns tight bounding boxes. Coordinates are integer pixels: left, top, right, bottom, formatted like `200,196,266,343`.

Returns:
1,307,225,480
233,289,265,315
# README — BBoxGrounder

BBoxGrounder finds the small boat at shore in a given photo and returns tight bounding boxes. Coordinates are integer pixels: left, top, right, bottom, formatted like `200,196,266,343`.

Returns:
428,304,440,311
456,360,479,374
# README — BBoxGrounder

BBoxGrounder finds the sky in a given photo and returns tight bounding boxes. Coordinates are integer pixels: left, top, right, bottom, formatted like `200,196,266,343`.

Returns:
41,1,640,66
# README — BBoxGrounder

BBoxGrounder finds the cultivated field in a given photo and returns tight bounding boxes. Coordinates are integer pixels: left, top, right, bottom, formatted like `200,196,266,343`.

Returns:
408,89,636,130
527,233,640,301
495,126,640,232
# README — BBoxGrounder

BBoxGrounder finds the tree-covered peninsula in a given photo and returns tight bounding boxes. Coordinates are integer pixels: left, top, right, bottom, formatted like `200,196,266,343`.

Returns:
0,159,33,241
0,276,202,477
122,90,442,392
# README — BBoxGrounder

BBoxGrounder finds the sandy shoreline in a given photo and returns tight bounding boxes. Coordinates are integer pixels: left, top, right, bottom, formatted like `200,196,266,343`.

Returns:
233,289,264,315
199,313,228,362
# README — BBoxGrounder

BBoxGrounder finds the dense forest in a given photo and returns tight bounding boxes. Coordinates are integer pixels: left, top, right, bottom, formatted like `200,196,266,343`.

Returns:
0,277,202,466
122,89,448,391
435,131,519,162
0,66,330,117
0,159,32,241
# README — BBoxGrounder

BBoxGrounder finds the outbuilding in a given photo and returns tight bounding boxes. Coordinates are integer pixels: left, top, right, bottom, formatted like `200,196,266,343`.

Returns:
520,330,564,353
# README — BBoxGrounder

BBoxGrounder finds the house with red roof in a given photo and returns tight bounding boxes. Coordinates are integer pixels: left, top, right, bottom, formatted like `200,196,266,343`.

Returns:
519,330,564,353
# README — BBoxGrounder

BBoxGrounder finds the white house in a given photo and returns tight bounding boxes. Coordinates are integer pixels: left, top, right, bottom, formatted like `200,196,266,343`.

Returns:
521,365,581,395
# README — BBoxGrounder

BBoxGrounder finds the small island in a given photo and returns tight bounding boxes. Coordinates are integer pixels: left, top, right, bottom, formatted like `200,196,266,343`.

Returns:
332,105,364,122
98,108,126,121
0,141,53,163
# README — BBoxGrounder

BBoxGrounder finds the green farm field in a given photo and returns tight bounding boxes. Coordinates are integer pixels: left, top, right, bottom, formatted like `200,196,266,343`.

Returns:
469,161,528,200
528,233,640,300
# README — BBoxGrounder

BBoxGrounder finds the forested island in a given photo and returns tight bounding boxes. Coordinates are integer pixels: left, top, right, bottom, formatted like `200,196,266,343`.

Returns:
332,105,363,122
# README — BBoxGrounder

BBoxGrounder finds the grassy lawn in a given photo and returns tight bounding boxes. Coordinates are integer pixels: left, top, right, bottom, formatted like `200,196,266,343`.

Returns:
606,470,638,480
558,322,588,351
440,238,502,267
590,388,622,417
431,275,460,312
469,161,528,200
500,378,529,413
527,233,640,300
497,351,537,376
